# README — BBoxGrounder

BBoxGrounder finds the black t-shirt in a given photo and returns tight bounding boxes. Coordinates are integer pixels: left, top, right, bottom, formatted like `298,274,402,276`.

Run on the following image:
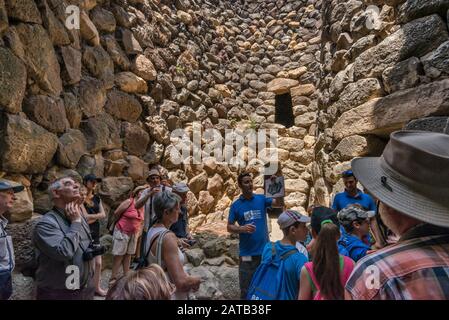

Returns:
84,194,102,244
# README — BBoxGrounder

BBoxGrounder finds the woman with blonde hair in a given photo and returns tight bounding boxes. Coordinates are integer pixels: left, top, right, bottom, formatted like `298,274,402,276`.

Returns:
106,264,174,300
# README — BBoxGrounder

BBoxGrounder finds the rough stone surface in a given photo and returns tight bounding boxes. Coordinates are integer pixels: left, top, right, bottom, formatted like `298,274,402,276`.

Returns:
333,79,449,139
56,129,88,169
15,23,62,96
24,95,69,134
353,15,448,79
0,47,27,114
0,114,58,174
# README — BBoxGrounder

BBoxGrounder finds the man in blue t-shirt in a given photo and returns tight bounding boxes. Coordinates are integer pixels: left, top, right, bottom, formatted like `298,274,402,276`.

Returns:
337,205,376,262
332,170,376,212
227,172,284,299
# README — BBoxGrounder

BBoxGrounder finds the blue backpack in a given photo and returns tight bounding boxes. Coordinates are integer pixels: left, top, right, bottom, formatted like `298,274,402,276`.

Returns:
246,242,298,300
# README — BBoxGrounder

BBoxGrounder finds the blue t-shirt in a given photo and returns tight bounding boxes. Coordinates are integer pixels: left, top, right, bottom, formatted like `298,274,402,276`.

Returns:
332,189,376,212
260,241,308,300
338,232,371,262
228,194,273,257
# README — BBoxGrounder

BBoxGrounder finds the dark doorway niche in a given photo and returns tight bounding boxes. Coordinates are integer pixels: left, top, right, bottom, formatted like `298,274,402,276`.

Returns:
275,92,294,128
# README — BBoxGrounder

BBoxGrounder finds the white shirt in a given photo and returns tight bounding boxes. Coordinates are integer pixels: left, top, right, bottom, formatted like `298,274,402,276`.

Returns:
139,185,172,231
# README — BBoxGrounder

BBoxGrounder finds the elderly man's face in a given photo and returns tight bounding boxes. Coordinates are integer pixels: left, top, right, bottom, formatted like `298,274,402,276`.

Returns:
54,178,80,203
0,189,16,213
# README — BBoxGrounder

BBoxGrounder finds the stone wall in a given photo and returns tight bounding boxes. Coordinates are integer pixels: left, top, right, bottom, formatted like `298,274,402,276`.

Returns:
1,0,324,271
312,0,449,206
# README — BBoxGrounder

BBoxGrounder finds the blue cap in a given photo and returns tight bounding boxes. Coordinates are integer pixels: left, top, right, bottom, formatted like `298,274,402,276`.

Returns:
0,180,24,193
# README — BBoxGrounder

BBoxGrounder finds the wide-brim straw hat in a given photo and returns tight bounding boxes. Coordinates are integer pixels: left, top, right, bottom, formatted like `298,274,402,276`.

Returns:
352,130,449,228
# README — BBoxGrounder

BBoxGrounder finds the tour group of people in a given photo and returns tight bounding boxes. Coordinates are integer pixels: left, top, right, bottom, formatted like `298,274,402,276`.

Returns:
0,130,448,300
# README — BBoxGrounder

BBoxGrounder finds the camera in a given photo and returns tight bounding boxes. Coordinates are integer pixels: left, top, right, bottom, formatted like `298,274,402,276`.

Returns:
82,243,106,261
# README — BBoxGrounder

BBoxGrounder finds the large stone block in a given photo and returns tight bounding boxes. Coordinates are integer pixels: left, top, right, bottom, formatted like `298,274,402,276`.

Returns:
0,47,26,114
198,191,215,215
399,0,449,23
267,78,299,94
56,129,88,169
90,7,116,33
102,34,131,71
126,155,149,183
24,95,69,134
105,89,142,122
82,45,114,83
132,54,157,81
40,0,70,46
333,79,449,140
79,76,106,118
145,115,170,144
80,10,100,46
63,91,81,129
405,117,449,134
15,23,62,95
80,113,121,152
115,72,148,93
0,0,8,35
5,0,42,24
99,176,134,207
122,122,149,156
0,114,58,174
189,171,208,195
421,41,449,79
60,45,82,85
333,78,383,114
330,135,386,161
353,15,448,80
382,57,421,94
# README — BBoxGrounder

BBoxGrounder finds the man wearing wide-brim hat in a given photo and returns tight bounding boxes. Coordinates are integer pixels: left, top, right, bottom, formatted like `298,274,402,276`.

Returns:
345,130,449,300
0,181,24,300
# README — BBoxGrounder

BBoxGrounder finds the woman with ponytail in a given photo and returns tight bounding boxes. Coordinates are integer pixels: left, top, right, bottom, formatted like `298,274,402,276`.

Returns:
298,207,355,300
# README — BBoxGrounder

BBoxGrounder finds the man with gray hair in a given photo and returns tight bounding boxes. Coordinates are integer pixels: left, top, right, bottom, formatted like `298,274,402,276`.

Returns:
32,177,95,300
0,180,24,300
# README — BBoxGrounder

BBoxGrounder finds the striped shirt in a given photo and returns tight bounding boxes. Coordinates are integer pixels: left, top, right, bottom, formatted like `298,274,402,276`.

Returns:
345,224,449,300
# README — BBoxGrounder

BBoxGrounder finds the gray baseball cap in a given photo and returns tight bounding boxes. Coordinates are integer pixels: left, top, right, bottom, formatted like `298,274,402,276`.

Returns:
278,210,311,229
172,182,189,193
337,205,376,227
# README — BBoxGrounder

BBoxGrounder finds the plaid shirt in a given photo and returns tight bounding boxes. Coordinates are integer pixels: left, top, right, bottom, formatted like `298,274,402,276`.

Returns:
346,224,449,300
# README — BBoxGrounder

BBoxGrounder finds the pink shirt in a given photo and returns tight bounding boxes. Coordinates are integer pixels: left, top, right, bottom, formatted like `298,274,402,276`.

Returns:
116,198,144,235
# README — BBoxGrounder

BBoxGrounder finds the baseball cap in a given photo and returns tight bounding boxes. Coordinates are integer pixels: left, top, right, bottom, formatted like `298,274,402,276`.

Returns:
342,170,354,178
172,182,190,193
148,169,161,177
0,181,24,193
83,174,102,183
337,205,376,227
278,210,311,229
310,206,340,234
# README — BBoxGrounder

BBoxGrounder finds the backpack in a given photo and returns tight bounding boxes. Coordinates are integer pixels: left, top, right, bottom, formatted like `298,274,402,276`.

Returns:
132,229,170,270
246,242,298,300
304,255,354,300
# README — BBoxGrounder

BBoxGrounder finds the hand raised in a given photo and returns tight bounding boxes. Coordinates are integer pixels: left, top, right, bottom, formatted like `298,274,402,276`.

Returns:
65,202,81,222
